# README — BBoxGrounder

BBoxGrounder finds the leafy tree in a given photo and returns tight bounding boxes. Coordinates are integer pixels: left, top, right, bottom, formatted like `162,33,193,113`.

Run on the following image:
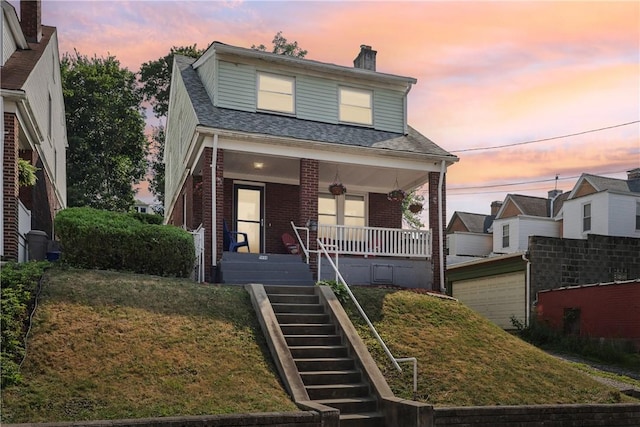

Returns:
139,45,205,119
402,190,425,230
62,51,148,212
251,31,307,58
148,125,165,213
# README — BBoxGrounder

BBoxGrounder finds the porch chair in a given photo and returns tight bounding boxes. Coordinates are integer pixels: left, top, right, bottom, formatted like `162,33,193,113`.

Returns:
223,219,250,252
281,232,300,255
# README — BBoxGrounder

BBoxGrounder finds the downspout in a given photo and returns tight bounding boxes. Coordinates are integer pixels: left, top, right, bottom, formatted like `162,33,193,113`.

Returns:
522,251,531,327
211,134,218,278
438,160,446,293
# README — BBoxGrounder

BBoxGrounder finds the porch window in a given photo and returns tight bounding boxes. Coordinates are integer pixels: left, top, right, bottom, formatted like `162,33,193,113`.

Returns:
502,224,509,248
339,87,372,125
257,72,294,114
582,203,591,232
318,193,366,240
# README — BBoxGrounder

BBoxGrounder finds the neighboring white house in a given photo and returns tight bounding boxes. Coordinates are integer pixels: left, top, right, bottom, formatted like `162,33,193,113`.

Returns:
561,170,640,239
446,209,495,261
1,0,67,261
491,192,566,254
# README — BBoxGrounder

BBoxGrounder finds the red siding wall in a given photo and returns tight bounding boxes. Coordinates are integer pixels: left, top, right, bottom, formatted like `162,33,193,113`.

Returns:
537,281,640,348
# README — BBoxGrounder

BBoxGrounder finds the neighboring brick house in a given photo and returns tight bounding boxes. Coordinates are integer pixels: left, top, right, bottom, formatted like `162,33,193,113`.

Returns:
1,0,67,261
537,279,640,350
164,43,458,288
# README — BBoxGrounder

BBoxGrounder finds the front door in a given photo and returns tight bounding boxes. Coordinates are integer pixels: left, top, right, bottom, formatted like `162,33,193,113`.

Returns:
234,183,264,253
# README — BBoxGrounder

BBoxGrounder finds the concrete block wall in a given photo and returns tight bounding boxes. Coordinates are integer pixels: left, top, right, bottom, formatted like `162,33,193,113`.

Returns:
528,234,640,301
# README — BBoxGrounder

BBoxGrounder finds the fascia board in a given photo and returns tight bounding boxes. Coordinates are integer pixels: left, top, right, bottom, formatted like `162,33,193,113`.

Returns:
2,2,28,49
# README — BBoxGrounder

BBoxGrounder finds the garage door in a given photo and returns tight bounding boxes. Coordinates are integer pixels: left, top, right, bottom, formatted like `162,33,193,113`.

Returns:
452,272,525,329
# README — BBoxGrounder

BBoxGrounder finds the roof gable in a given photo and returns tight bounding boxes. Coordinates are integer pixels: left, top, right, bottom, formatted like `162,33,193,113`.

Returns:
496,194,550,219
568,173,640,200
447,211,494,233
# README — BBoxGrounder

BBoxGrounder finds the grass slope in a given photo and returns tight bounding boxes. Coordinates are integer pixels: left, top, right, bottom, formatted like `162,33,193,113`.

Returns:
2,271,633,423
1,268,297,423
346,287,634,406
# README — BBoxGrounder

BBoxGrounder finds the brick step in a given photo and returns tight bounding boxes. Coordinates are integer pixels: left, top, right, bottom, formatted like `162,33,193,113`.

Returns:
339,411,384,427
299,370,362,385
268,293,319,304
280,324,336,335
295,357,354,371
306,383,370,400
289,345,348,359
284,334,343,346
270,303,324,313
276,312,330,324
264,285,317,295
314,397,378,414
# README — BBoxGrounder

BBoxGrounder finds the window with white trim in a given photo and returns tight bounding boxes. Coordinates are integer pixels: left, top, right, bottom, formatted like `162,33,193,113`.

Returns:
583,203,591,232
502,224,509,248
339,87,372,125
318,193,366,240
636,201,640,230
257,72,294,114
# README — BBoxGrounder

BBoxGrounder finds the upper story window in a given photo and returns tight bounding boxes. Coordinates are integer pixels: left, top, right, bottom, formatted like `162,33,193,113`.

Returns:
257,72,294,114
502,224,509,248
582,203,591,232
635,201,640,230
339,87,372,125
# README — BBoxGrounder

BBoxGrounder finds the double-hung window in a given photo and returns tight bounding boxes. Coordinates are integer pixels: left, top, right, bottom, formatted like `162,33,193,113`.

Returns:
339,87,372,125
318,193,366,240
257,72,294,114
636,201,640,230
502,224,509,248
582,203,591,232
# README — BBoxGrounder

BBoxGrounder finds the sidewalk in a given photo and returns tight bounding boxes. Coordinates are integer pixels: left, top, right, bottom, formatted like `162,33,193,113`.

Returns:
548,351,640,398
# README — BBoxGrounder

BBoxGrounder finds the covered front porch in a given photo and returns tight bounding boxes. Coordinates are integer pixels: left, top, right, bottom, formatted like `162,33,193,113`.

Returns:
173,131,449,291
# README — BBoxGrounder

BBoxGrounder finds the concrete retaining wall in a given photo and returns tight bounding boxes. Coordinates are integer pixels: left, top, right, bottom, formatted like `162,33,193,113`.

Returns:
433,404,640,426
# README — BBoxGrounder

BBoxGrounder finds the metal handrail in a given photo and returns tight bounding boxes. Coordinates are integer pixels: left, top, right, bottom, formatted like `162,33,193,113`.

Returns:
317,238,418,395
290,222,310,264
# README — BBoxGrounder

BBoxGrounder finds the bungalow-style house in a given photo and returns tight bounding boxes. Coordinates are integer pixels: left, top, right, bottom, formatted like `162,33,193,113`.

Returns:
1,0,67,261
164,42,458,290
560,169,640,239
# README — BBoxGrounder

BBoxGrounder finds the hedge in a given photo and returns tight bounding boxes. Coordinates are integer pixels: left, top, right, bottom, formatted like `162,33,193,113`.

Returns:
54,207,195,277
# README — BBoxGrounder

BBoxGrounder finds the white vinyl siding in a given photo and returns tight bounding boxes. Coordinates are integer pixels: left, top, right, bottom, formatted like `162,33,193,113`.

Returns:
561,192,640,239
492,217,559,253
216,61,255,112
447,232,492,257
257,72,294,114
2,13,17,66
339,87,372,125
452,272,526,329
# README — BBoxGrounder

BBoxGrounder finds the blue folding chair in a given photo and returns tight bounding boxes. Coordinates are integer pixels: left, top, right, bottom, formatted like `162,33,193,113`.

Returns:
223,219,250,252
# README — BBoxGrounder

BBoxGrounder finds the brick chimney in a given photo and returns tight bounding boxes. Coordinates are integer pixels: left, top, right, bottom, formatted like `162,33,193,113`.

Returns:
627,168,640,180
490,201,502,216
20,0,42,43
354,45,376,71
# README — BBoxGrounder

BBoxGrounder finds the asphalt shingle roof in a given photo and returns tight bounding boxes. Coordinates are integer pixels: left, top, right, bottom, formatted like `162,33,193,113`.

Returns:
175,55,457,159
508,194,550,217
1,26,55,91
582,174,640,195
455,212,494,233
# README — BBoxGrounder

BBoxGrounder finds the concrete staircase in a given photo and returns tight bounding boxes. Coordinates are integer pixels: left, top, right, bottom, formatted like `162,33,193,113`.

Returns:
219,252,314,285
265,285,384,427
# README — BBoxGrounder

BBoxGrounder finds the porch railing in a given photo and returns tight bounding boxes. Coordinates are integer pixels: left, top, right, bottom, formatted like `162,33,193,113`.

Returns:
292,222,431,260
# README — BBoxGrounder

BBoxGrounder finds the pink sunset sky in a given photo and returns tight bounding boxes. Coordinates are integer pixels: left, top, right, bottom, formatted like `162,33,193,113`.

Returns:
13,0,640,222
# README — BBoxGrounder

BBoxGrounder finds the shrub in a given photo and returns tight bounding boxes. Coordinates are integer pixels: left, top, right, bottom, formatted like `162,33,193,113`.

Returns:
317,279,350,304
128,211,163,225
55,207,195,277
1,262,48,388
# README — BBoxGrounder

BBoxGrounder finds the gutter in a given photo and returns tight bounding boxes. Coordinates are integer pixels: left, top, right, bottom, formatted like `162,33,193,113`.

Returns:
438,160,446,293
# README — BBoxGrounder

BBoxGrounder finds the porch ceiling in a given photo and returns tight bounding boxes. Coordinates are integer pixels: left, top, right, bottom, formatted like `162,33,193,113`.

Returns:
218,151,430,193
